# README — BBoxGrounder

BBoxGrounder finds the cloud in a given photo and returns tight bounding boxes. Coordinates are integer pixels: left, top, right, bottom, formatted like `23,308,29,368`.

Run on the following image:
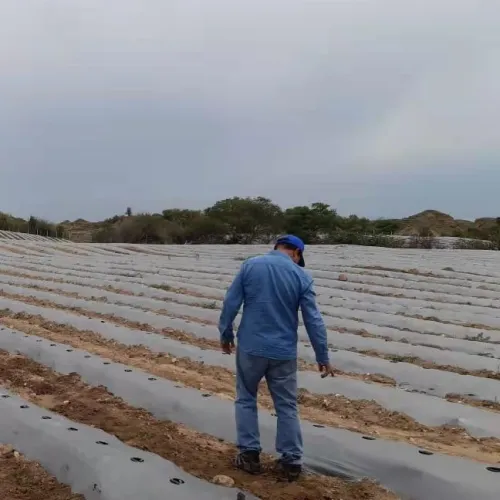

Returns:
1,0,499,221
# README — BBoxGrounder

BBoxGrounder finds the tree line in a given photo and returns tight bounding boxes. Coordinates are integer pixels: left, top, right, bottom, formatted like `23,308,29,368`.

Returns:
90,197,401,245
90,197,498,249
0,213,65,238
2,197,499,249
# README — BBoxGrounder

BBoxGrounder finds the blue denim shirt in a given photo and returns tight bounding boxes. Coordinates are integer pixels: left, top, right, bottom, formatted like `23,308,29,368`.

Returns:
218,250,329,364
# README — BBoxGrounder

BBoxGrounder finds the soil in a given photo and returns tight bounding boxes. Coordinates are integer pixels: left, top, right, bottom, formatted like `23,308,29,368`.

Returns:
4,287,500,383
0,350,397,500
357,349,500,381
350,285,500,309
0,445,83,500
0,244,28,255
446,393,500,413
0,294,398,387
0,269,472,350
2,314,500,465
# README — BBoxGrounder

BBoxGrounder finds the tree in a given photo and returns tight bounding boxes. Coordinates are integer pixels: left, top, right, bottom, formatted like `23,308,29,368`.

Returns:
0,213,10,231
126,207,133,217
205,197,283,243
283,203,339,243
162,209,203,227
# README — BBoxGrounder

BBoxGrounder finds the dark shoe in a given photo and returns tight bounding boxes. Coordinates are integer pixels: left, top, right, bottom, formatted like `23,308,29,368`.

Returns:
234,451,261,475
276,459,302,482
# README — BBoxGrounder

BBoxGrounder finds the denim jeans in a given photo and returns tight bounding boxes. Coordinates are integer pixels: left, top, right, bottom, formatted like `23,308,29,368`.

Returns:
235,348,303,465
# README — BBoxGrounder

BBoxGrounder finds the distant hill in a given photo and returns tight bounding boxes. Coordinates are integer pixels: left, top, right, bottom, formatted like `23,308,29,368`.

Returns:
59,219,99,243
398,210,472,237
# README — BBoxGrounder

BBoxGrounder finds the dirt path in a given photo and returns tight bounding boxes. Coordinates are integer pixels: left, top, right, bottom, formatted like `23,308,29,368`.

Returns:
0,445,83,500
2,314,500,465
0,350,396,500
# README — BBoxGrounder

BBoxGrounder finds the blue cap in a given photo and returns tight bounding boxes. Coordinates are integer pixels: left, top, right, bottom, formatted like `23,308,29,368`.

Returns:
275,234,306,267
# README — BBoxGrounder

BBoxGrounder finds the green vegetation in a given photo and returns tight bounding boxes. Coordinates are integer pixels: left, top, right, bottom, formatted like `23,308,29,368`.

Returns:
2,199,500,249
85,199,500,249
0,213,65,238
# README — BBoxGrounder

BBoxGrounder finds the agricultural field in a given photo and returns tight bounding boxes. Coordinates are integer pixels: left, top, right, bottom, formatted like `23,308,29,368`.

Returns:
0,235,499,499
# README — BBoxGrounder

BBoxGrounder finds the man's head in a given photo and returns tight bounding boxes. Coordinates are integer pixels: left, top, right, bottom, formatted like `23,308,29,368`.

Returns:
274,234,305,267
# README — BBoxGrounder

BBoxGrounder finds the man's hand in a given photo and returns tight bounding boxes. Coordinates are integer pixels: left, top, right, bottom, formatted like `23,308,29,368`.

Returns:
221,340,235,355
318,362,335,378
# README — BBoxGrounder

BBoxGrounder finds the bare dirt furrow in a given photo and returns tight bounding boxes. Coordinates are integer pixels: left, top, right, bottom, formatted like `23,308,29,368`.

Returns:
3,269,496,347
0,350,396,500
3,288,500,384
2,314,500,464
0,297,396,387
352,265,500,287
0,245,29,255
395,312,500,332
345,285,500,309
355,349,500,382
0,445,83,500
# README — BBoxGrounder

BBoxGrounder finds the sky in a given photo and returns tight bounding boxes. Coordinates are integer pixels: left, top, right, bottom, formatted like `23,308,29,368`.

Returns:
1,0,499,222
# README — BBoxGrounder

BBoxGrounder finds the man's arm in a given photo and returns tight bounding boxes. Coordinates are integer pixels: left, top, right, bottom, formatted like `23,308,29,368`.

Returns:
218,264,245,345
300,281,330,366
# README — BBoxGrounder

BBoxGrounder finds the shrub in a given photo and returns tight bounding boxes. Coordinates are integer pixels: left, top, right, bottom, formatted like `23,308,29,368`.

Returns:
326,231,405,248
453,238,497,250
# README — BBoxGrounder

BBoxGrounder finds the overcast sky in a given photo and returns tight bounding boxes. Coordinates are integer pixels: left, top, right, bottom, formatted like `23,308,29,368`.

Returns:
1,1,499,222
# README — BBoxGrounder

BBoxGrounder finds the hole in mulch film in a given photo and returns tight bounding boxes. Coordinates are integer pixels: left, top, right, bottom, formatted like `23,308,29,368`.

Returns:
68,427,78,432
130,457,144,463
103,362,110,365
84,355,91,358
1,395,10,398
36,339,42,342
66,349,73,352
313,424,325,428
50,344,56,347
169,478,185,485
41,416,52,420
174,385,183,388
100,320,105,323
124,369,132,372
148,377,157,381
11,331,16,334
24,335,29,338
96,441,108,446
362,436,376,441
202,393,211,397
418,450,433,456
20,405,29,409
486,466,500,473
467,393,476,397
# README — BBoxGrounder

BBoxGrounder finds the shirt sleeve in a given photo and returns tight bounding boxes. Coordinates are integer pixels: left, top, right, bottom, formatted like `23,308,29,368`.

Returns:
299,279,329,364
218,263,245,343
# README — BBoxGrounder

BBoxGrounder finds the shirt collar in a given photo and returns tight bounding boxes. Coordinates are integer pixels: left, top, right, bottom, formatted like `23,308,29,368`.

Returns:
268,249,292,261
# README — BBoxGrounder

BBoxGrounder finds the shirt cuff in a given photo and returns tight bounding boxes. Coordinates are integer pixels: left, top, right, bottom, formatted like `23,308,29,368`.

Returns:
220,328,235,343
316,352,330,365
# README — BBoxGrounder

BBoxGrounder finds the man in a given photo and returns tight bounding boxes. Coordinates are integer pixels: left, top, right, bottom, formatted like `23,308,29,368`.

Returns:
218,235,334,481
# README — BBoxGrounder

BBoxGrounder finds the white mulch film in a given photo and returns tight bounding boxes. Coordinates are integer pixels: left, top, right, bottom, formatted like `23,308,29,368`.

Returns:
2,233,500,499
